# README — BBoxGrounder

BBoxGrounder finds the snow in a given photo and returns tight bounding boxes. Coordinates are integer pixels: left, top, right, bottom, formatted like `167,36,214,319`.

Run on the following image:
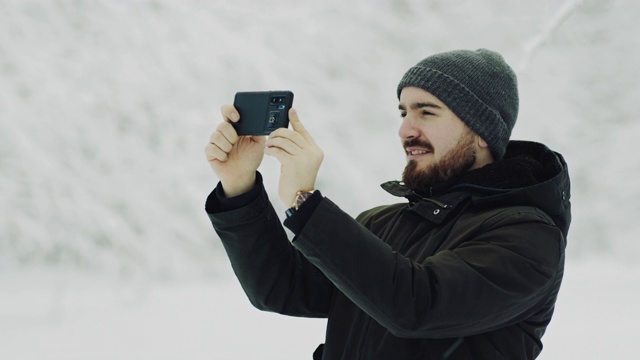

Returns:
0,269,325,359
2,0,640,358
540,257,640,360
2,258,639,359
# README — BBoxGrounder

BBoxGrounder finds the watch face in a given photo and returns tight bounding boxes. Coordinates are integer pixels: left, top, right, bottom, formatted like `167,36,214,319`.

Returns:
295,191,314,210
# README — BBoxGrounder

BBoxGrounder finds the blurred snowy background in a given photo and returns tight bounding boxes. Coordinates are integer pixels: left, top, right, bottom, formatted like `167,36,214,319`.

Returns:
1,0,639,359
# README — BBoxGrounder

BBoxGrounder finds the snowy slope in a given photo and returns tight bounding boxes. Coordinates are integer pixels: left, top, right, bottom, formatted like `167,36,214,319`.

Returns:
3,0,639,274
2,257,639,359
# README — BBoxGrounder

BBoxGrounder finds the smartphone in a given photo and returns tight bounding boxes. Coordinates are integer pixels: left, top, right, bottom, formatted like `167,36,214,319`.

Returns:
232,90,294,135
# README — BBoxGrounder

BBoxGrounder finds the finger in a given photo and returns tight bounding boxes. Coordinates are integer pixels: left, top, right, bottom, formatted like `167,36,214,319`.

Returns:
216,121,239,145
288,108,317,145
268,128,306,148
221,104,240,123
209,130,234,153
264,145,289,162
204,142,228,162
288,108,305,133
265,136,302,156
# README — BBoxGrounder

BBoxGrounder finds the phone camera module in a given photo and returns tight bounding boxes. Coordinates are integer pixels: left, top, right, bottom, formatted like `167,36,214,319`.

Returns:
271,96,285,104
267,111,279,129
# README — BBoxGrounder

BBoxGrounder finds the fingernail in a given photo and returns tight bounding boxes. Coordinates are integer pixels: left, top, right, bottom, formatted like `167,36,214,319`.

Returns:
231,113,239,121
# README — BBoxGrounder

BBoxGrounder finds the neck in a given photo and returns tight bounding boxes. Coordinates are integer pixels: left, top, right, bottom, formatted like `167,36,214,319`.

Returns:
470,148,494,170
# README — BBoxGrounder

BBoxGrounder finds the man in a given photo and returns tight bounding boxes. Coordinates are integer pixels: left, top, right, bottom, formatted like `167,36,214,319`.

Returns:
204,49,570,359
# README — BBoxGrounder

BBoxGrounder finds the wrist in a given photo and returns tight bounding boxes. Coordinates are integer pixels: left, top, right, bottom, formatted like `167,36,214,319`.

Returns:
221,173,256,198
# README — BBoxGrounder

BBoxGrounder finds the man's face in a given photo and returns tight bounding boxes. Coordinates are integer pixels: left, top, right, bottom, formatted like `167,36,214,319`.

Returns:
398,86,478,191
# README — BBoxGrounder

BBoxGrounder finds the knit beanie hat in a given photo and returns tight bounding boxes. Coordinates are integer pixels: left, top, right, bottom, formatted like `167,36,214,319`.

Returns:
397,49,519,160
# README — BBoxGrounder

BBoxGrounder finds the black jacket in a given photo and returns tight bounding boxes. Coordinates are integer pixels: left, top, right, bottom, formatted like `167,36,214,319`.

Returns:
206,141,571,359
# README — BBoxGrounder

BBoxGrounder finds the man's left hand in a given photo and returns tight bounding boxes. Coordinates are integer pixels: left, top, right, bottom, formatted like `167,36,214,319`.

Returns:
265,108,324,208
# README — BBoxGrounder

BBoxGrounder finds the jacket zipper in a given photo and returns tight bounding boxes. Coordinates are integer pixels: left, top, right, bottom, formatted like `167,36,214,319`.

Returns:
411,190,450,209
423,197,449,209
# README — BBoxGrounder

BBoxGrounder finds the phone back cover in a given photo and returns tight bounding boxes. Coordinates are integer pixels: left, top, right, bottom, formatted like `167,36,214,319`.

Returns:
233,91,293,135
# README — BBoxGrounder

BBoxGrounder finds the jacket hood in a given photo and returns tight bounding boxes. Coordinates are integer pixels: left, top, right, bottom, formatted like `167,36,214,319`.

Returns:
382,140,571,238
462,141,571,238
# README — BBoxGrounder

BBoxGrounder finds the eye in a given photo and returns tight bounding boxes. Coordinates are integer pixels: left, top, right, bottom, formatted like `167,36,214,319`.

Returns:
422,110,434,116
400,111,407,118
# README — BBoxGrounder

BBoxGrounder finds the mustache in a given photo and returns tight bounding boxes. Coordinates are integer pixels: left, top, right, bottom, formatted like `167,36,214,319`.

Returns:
403,138,434,152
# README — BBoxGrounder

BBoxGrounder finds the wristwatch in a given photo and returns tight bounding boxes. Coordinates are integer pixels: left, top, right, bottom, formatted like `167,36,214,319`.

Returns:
285,190,315,217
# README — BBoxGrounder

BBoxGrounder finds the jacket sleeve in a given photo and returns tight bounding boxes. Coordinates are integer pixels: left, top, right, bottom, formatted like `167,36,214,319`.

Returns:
207,181,336,318
290,198,565,338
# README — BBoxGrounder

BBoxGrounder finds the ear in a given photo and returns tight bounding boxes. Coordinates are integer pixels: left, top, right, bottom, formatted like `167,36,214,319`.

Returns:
475,135,495,166
477,136,490,149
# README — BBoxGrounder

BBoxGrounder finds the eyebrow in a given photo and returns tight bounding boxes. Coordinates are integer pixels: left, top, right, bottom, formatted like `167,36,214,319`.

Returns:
398,102,443,111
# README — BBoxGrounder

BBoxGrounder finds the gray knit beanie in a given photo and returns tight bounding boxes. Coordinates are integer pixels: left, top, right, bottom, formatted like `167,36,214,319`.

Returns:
397,49,519,160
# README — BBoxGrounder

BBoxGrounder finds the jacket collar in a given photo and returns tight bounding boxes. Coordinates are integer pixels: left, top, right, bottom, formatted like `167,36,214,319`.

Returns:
380,140,571,230
381,180,470,224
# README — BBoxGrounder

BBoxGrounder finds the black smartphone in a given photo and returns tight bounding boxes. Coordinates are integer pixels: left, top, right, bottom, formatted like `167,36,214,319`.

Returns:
232,90,294,135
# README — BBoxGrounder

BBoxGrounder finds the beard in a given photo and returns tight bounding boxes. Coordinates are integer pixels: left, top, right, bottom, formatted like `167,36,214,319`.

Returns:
402,128,477,194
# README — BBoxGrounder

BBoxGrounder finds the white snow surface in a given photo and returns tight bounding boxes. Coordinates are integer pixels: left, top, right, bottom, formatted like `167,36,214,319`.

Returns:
2,257,639,359
2,0,640,359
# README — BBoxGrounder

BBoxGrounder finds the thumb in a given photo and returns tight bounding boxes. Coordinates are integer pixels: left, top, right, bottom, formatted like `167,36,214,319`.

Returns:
288,108,307,135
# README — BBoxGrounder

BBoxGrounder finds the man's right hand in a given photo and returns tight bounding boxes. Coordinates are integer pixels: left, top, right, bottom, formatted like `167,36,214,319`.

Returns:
205,104,266,197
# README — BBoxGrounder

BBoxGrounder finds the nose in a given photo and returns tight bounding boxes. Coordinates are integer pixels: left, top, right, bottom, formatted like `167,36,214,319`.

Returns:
398,114,419,141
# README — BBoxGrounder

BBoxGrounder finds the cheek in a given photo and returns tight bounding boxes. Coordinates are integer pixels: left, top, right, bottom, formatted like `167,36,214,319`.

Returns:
431,132,457,159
